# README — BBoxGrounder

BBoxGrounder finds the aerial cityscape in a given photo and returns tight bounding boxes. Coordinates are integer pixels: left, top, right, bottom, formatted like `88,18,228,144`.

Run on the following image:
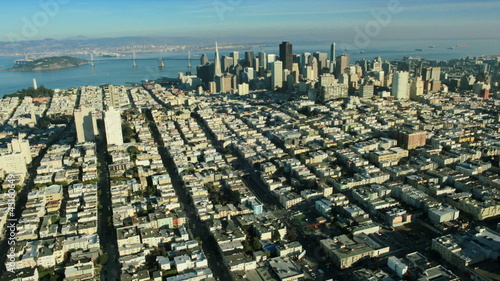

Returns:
0,1,499,281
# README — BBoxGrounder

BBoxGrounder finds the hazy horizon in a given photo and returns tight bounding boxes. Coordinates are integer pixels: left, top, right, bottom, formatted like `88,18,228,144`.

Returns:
2,0,499,45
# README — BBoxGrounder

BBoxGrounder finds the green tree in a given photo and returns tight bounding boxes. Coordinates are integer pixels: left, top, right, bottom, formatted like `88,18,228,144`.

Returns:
271,229,281,242
99,253,109,265
251,237,262,251
127,146,141,158
122,123,136,143
242,240,252,253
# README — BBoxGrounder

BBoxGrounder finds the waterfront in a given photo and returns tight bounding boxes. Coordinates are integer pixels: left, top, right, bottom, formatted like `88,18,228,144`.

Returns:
0,38,498,97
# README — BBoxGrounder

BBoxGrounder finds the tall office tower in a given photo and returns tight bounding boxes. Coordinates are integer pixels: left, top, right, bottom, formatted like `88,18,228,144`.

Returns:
271,61,283,89
372,60,382,72
293,54,301,64
75,106,98,143
208,81,217,94
279,41,293,71
216,74,233,93
104,107,124,146
382,62,392,74
385,73,393,87
292,63,300,83
392,71,410,100
423,67,441,81
314,52,328,71
308,56,318,81
253,58,260,73
330,43,336,62
33,78,38,90
200,54,209,65
359,59,369,76
301,52,311,68
259,51,267,70
410,77,424,100
267,54,277,65
245,51,255,68
238,83,249,96
374,71,385,85
8,134,32,165
222,56,233,72
214,42,222,76
230,51,239,66
242,67,255,83
431,67,441,81
335,54,349,78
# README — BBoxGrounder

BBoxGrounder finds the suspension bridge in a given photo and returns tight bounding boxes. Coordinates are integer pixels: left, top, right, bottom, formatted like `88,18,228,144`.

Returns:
88,51,194,68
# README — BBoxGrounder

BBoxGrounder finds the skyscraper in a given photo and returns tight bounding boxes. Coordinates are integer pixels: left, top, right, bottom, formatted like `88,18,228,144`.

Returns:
8,134,31,165
200,54,209,65
75,106,98,143
259,51,267,70
230,51,239,67
330,43,336,62
245,51,255,68
392,71,409,100
423,67,441,81
410,77,424,100
272,61,283,89
314,52,328,72
214,42,222,76
335,54,349,78
104,107,123,146
308,56,318,81
279,41,293,71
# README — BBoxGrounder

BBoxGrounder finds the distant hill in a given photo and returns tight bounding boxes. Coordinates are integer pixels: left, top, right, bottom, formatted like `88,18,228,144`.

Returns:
9,56,89,71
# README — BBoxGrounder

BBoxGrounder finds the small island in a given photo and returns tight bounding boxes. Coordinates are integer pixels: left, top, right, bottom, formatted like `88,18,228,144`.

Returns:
9,56,89,71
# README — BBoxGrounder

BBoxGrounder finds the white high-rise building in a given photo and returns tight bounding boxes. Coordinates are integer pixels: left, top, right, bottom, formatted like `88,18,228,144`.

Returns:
0,152,27,181
214,42,222,76
410,77,424,100
8,134,32,165
259,51,267,70
392,71,409,100
238,83,249,96
75,107,98,143
104,107,123,146
267,54,277,65
272,61,283,89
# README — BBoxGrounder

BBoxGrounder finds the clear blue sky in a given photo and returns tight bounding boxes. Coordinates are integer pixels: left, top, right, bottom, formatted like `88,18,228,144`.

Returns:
1,0,499,42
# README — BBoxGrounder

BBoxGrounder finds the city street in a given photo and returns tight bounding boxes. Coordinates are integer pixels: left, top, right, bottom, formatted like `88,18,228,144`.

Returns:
146,109,234,281
96,120,121,281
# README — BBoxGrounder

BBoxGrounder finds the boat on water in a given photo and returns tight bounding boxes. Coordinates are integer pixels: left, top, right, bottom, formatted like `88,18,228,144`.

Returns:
415,48,423,52
456,44,467,48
